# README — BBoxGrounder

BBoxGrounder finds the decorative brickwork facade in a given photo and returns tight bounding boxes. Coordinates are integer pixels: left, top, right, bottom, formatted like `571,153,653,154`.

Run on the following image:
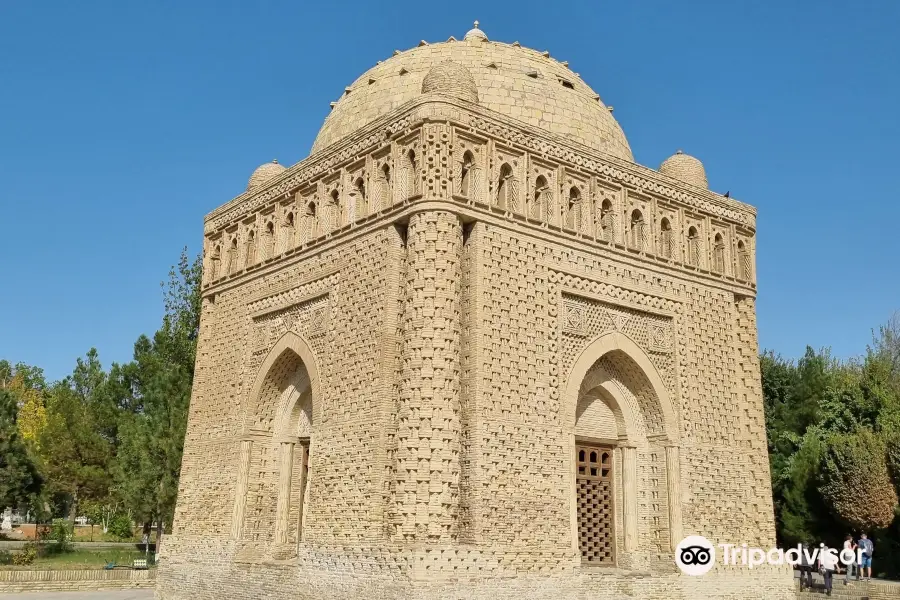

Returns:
157,24,793,600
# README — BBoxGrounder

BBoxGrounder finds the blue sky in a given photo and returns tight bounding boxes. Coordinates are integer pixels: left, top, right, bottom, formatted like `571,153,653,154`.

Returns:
1,1,898,382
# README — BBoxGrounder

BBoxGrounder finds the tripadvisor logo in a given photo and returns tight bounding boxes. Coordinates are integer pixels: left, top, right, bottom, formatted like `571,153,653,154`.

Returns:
675,535,867,575
675,535,716,576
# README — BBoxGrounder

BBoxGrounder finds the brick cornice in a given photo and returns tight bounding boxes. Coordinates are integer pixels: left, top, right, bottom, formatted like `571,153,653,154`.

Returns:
204,97,756,234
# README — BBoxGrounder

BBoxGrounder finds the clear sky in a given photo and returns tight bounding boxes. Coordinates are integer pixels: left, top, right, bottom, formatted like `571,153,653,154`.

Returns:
1,1,898,382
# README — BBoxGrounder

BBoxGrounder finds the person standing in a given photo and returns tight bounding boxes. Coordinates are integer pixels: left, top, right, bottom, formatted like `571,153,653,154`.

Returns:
843,534,856,585
798,543,814,590
858,533,874,581
819,545,838,596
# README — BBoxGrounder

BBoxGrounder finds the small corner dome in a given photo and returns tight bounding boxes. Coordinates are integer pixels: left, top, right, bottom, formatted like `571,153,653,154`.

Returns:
464,21,488,42
247,160,286,191
421,60,479,103
659,150,708,189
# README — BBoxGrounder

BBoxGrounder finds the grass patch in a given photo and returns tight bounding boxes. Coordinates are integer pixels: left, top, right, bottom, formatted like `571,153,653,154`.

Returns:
0,548,152,571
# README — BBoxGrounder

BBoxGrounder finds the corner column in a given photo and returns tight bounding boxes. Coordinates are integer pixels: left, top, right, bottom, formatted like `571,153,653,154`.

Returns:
392,210,463,542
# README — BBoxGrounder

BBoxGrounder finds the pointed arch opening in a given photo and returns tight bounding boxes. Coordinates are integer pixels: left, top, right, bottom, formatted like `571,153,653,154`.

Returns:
687,226,700,266
245,230,257,268
566,186,582,231
233,332,321,551
406,149,419,198
565,331,681,564
352,176,366,220
496,163,513,210
532,175,549,220
329,189,340,230
227,236,239,274
264,220,276,259
600,199,614,243
281,211,295,254
659,218,673,258
738,240,751,280
377,163,391,210
303,201,318,242
629,209,645,251
209,243,221,281
459,151,474,197
713,233,726,274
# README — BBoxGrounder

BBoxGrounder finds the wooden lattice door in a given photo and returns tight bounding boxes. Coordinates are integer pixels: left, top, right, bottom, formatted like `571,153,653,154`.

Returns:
576,444,615,565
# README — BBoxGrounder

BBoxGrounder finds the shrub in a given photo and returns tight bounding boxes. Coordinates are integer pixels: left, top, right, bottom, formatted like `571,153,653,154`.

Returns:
0,549,12,565
48,519,74,553
819,429,899,530
887,431,900,491
108,514,134,541
12,544,36,565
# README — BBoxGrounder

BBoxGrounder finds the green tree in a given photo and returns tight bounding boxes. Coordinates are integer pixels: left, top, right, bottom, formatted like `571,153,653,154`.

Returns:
819,428,898,530
0,389,42,515
0,361,47,392
39,353,115,521
0,362,49,452
114,249,201,546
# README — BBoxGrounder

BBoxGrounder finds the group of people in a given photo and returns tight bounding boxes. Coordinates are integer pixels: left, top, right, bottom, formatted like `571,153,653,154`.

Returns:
797,533,875,596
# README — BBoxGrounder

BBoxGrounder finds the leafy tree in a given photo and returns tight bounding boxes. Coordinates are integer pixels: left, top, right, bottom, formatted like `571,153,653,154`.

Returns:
773,430,831,545
789,347,832,433
819,428,898,530
113,411,156,525
762,334,900,556
0,389,42,515
83,497,120,535
39,358,115,521
107,513,134,541
113,249,201,547
0,363,48,452
48,519,74,553
871,312,900,376
16,387,47,452
0,361,47,392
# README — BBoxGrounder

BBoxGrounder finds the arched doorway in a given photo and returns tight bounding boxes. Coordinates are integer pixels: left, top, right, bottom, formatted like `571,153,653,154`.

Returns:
231,332,320,556
565,332,681,567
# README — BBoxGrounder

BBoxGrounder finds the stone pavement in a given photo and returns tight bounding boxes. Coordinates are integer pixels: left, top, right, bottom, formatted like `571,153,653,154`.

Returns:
0,591,153,599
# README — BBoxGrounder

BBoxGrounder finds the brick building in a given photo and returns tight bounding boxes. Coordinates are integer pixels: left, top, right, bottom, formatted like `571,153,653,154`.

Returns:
157,23,793,600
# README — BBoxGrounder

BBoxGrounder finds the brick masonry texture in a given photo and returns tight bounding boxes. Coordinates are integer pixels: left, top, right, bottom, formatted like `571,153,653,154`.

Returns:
157,25,792,600
0,569,155,594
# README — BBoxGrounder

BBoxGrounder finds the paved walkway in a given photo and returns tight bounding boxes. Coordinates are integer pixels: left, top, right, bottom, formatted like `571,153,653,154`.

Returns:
0,592,153,599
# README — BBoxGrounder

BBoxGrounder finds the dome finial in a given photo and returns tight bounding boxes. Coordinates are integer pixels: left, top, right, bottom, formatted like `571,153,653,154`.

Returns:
464,20,488,41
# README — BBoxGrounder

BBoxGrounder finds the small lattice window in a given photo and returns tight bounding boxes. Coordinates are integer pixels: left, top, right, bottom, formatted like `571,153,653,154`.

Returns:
738,240,751,280
576,444,615,565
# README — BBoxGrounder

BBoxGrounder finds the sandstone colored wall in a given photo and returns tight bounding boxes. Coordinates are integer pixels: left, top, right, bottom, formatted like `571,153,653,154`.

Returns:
158,215,790,599
0,569,155,594
159,69,786,596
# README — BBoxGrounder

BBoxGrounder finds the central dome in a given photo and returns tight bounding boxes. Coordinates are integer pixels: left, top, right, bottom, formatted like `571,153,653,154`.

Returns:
312,27,633,161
